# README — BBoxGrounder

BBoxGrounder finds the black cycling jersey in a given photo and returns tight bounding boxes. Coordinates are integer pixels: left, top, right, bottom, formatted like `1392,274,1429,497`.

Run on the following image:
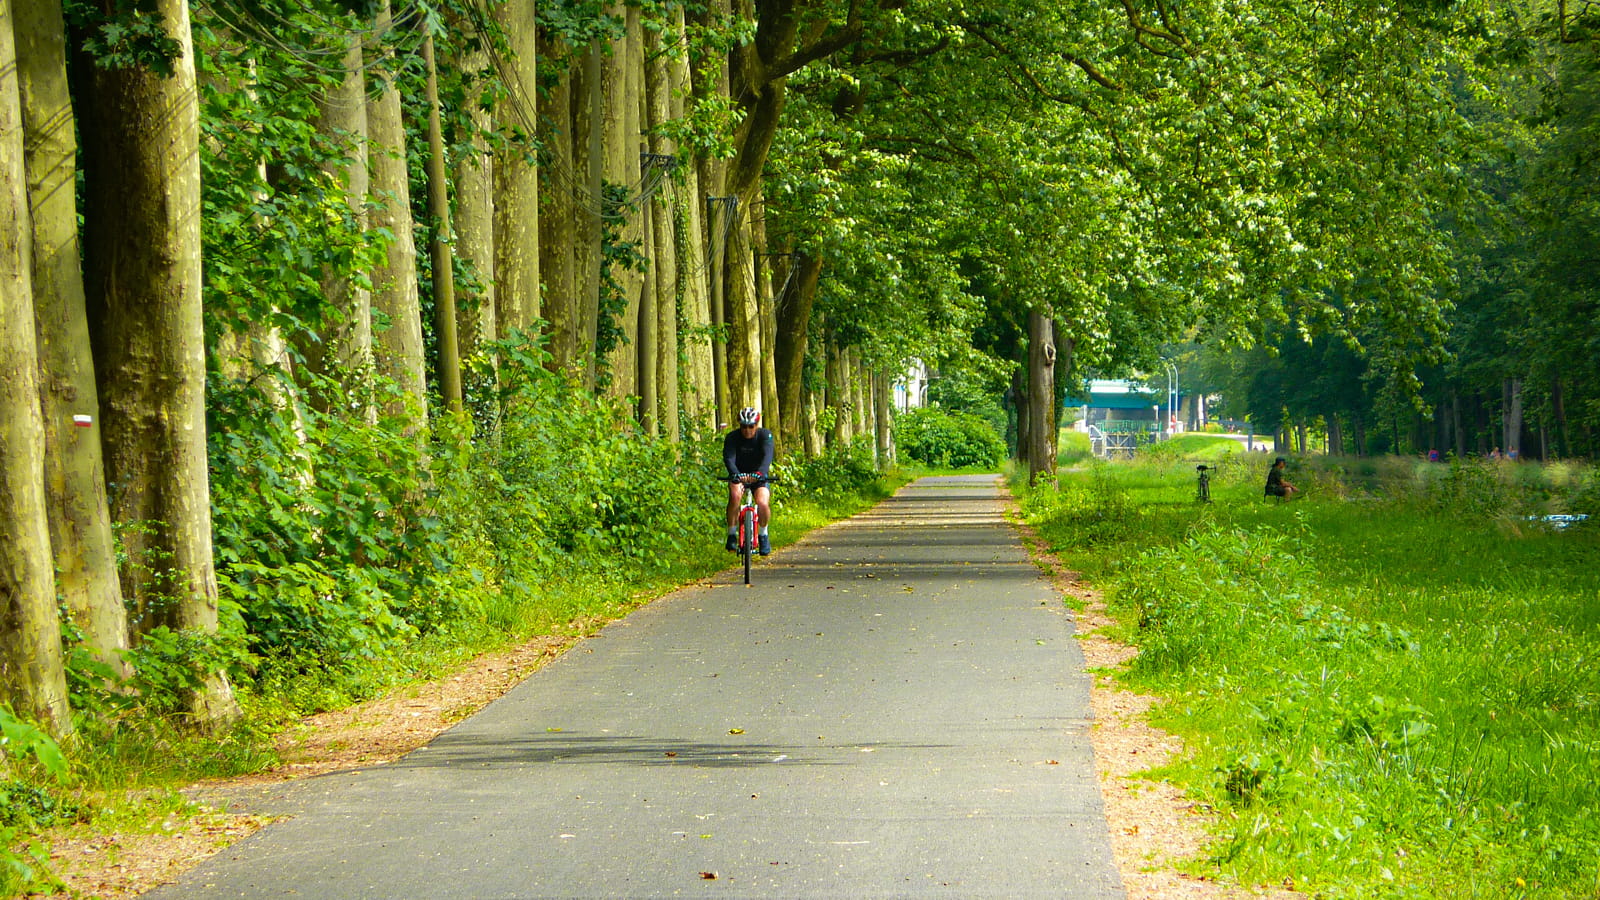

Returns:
724,427,775,479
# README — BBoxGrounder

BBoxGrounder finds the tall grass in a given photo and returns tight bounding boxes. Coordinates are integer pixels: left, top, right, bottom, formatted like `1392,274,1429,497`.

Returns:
1020,455,1600,898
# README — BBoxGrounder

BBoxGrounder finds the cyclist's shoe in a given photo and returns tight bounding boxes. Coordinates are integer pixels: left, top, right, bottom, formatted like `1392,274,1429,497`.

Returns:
725,533,738,552
758,534,772,556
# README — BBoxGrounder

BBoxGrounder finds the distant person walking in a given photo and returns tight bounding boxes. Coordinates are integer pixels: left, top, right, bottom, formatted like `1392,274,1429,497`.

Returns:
1265,457,1298,500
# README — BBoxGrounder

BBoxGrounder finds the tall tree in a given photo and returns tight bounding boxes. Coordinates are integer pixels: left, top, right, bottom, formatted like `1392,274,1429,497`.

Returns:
536,28,580,368
455,27,496,364
602,3,645,400
669,3,717,433
367,0,428,423
1026,309,1056,484
645,22,679,440
312,32,373,388
74,0,237,724
492,0,537,338
422,31,463,413
14,0,128,677
1,0,71,733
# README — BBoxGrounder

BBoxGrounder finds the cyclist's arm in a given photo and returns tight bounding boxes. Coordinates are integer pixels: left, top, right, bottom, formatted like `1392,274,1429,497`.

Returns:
723,433,740,479
754,430,775,478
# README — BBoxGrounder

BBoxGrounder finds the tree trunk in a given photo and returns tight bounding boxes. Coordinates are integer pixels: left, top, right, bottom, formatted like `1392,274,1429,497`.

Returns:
638,186,659,434
602,5,645,401
1552,378,1567,458
1026,310,1056,484
853,354,870,440
670,7,715,435
1504,377,1523,459
311,34,372,390
1452,390,1465,458
726,210,763,411
1,2,71,733
825,334,847,447
15,0,128,679
577,40,604,388
492,0,538,339
754,200,780,440
707,196,732,424
422,34,462,414
455,36,496,364
645,28,680,442
874,371,893,466
76,0,237,724
774,251,822,454
367,0,427,424
802,386,823,457
537,35,579,369
1013,365,1031,469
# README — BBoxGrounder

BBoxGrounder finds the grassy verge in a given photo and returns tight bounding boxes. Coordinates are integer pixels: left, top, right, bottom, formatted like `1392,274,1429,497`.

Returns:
1018,454,1600,898
1,468,906,897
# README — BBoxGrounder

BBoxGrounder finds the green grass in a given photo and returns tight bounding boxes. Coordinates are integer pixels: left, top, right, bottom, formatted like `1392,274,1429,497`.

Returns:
1059,429,1094,466
1019,455,1600,899
1140,432,1256,462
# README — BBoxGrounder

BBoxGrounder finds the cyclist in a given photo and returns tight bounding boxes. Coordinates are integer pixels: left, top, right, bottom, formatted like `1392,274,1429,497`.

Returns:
724,407,774,555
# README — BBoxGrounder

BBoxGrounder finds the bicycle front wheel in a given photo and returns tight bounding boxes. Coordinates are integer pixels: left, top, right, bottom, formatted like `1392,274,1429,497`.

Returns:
741,507,755,585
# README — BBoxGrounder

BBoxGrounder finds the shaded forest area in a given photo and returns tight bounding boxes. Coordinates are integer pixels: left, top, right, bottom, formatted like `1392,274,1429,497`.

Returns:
2,0,1593,785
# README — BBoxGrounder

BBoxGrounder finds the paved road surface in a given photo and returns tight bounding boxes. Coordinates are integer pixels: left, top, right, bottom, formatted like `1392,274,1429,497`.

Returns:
151,475,1123,899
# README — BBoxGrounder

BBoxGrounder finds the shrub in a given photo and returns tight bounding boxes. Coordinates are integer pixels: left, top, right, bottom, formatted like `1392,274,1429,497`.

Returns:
775,439,881,509
895,406,1005,469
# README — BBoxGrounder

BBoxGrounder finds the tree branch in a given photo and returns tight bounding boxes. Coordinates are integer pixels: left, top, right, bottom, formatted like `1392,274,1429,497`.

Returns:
960,20,1122,98
768,23,864,81
1119,0,1189,51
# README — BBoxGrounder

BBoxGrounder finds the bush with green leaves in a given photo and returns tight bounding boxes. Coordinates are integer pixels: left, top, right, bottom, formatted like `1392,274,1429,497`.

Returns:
895,405,1005,469
0,709,70,892
205,333,733,705
774,439,880,508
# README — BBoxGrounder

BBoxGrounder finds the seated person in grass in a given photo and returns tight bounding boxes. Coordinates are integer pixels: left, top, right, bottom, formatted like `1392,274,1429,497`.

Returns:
1265,457,1298,499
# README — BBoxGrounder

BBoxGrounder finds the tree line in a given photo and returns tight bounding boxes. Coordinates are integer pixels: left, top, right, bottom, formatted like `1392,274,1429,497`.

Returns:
2,0,1484,737
1187,3,1600,460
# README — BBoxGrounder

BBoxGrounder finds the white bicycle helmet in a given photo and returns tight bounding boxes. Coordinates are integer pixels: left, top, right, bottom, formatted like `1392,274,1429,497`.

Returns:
737,407,760,426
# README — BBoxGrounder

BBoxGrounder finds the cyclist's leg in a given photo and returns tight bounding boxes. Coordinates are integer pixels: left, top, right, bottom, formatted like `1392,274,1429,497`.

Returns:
754,485,773,555
725,481,744,550
753,484,772,528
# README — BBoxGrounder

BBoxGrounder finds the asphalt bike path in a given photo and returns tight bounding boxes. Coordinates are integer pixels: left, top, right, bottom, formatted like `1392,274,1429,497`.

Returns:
151,475,1124,898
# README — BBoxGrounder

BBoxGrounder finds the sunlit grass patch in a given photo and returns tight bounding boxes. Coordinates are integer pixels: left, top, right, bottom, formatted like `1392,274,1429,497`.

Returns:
1020,454,1600,898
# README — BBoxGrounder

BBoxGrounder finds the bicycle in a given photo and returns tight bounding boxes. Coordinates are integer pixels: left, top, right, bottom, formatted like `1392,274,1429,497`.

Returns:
1195,464,1213,503
726,474,773,585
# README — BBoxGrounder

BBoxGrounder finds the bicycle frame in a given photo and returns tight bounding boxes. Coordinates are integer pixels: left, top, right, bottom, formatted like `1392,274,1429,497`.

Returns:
727,474,770,585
